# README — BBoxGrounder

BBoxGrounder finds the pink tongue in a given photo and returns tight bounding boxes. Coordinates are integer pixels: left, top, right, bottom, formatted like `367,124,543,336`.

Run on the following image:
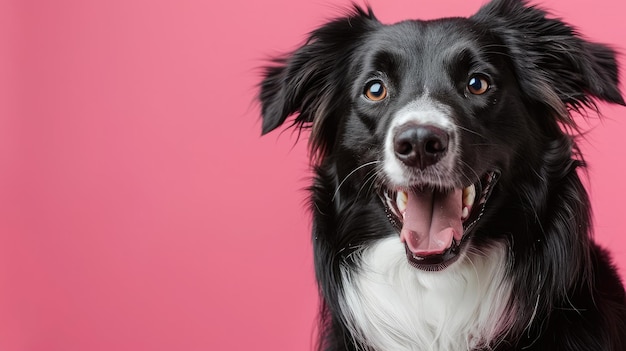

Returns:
400,188,463,256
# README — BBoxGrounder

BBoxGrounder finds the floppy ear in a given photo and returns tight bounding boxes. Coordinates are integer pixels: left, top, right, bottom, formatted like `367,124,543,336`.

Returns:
259,6,379,154
472,0,624,123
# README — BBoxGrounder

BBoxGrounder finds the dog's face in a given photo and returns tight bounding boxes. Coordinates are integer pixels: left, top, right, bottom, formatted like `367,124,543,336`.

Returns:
346,20,526,269
260,1,623,271
347,19,520,185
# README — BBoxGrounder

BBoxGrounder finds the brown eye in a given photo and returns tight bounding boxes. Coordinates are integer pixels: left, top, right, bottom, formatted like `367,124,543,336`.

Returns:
364,80,387,101
467,75,490,95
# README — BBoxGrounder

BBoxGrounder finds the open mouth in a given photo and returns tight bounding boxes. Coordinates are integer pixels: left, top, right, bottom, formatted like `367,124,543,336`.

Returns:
381,171,500,271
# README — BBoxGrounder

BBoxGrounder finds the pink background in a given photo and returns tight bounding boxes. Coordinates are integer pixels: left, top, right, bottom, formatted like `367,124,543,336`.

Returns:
1,0,625,350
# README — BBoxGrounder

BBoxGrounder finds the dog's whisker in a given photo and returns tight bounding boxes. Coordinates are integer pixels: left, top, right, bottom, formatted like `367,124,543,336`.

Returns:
354,168,381,201
457,159,482,184
332,161,380,202
457,125,487,139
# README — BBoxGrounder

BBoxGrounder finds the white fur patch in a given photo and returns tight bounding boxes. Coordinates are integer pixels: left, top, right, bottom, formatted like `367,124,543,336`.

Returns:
339,237,515,351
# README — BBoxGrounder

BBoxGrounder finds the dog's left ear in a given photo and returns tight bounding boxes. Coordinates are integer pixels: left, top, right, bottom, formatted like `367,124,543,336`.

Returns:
472,0,625,119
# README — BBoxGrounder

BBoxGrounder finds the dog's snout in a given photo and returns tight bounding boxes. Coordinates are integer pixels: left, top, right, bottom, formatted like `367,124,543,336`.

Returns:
393,124,449,169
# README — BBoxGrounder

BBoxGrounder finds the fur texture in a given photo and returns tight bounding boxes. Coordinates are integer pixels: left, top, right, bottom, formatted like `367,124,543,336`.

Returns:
339,239,514,350
259,0,626,350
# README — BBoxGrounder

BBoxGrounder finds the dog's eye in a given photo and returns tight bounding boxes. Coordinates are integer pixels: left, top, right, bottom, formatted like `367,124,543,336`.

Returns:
364,81,388,101
467,75,490,95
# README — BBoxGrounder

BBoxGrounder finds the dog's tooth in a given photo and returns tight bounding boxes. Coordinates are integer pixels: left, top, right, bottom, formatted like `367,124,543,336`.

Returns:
462,206,469,221
463,184,476,207
396,191,408,215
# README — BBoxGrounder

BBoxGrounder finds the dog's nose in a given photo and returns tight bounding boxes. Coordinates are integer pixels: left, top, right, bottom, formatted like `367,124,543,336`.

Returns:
393,125,449,169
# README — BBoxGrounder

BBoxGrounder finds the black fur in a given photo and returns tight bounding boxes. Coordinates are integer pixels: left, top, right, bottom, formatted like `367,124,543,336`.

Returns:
259,0,626,349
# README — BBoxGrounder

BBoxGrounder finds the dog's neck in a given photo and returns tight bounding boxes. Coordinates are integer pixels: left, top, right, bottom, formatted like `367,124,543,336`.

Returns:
339,237,515,351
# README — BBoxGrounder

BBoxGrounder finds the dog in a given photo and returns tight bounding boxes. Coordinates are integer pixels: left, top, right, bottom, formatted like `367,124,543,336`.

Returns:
259,0,626,349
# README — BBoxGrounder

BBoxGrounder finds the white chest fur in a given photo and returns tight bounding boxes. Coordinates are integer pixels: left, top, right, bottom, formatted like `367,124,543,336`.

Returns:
339,237,515,351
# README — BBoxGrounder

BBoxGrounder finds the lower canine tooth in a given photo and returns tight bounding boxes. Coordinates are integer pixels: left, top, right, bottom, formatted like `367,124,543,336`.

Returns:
462,206,469,220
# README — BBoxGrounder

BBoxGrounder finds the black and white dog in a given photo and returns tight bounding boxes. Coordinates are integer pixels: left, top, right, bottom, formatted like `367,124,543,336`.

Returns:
259,0,626,349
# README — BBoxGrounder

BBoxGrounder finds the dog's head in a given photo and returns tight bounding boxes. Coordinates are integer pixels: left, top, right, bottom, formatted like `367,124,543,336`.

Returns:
259,0,623,270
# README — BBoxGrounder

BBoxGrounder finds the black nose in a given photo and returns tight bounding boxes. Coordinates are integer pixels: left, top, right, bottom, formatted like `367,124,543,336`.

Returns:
393,124,449,169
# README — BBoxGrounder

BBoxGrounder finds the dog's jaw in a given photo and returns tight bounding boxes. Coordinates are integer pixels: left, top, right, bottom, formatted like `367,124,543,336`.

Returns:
381,171,500,270
380,95,500,270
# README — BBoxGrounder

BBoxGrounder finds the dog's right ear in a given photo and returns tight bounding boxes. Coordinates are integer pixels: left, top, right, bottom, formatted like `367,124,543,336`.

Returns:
259,6,379,154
